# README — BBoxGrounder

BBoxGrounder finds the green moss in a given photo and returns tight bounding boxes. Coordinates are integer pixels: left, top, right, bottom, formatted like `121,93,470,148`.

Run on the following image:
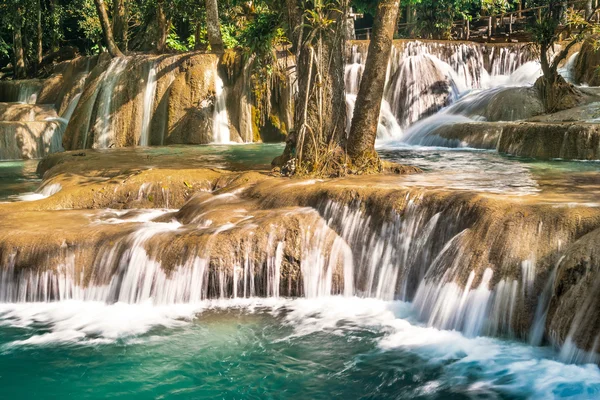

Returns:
251,106,262,143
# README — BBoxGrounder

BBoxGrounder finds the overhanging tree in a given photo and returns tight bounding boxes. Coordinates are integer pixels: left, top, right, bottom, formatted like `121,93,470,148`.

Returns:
531,0,600,112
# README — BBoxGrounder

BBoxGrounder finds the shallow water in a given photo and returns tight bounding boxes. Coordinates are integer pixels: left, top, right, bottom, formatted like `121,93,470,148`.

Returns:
0,298,599,399
377,142,600,203
1,144,599,204
0,159,41,199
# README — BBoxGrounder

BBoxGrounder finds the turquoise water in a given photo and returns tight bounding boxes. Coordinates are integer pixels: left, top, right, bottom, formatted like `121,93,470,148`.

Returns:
0,298,599,399
0,159,40,199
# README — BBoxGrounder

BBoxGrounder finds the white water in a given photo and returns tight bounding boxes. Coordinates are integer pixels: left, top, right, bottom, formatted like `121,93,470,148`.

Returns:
17,82,40,104
212,73,231,143
398,61,544,146
1,296,599,399
60,93,82,122
139,62,158,146
92,58,129,149
13,183,62,202
344,41,537,141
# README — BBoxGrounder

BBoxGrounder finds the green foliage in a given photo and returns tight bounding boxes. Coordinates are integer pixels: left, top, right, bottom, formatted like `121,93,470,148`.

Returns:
221,24,240,49
412,0,478,39
481,0,512,15
166,25,189,52
64,0,102,50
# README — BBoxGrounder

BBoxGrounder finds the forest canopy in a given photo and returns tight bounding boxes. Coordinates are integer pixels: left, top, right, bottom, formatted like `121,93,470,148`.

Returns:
0,1,558,75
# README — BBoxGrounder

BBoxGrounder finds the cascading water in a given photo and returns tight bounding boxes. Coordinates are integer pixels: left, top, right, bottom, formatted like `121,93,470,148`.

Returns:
139,61,157,146
17,81,41,104
344,47,403,139
212,73,231,144
344,41,537,141
92,57,129,149
399,61,545,147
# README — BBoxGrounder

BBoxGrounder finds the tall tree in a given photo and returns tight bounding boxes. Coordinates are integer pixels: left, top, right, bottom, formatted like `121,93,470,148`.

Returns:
205,0,224,52
347,0,400,171
112,0,128,51
586,0,594,19
154,0,169,52
276,0,349,176
93,0,124,57
13,3,25,79
49,0,60,52
37,0,43,69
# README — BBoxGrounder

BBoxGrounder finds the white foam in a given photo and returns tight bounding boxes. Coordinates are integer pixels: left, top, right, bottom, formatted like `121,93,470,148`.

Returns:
1,296,599,399
13,183,62,202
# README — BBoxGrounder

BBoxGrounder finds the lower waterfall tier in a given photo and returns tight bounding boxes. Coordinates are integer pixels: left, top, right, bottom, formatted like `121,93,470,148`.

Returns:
2,148,600,362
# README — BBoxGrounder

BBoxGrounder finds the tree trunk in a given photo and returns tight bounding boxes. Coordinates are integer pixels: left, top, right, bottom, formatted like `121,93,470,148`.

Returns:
535,72,581,113
205,0,224,53
112,0,128,51
586,0,594,19
93,0,124,57
346,0,399,172
13,6,25,79
155,0,169,52
37,0,43,69
49,0,60,52
284,0,303,54
274,0,349,177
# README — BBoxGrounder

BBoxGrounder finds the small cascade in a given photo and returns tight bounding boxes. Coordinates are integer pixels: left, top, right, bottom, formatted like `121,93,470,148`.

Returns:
344,46,403,139
559,52,580,84
60,93,82,122
14,183,62,202
17,81,41,104
400,62,544,146
212,73,231,144
386,53,461,128
92,57,129,149
139,61,158,146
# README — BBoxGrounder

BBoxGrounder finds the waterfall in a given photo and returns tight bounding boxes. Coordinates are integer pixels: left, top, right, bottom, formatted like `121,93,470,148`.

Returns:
344,41,536,135
212,73,231,144
61,93,82,122
17,81,41,104
92,57,129,149
139,61,158,146
559,51,580,84
344,47,403,139
0,181,597,360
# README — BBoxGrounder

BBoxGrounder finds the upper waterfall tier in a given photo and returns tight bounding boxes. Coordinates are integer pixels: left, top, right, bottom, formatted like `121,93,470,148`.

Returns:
345,40,536,131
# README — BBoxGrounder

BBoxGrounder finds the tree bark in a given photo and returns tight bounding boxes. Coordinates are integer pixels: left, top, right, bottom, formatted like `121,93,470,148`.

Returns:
49,0,60,52
155,0,168,52
37,0,43,69
284,0,303,53
274,0,349,176
13,5,25,79
205,0,224,53
93,0,124,57
112,0,128,51
346,0,399,172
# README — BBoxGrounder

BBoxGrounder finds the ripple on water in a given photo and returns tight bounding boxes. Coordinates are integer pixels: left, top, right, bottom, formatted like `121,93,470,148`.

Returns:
0,297,599,399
